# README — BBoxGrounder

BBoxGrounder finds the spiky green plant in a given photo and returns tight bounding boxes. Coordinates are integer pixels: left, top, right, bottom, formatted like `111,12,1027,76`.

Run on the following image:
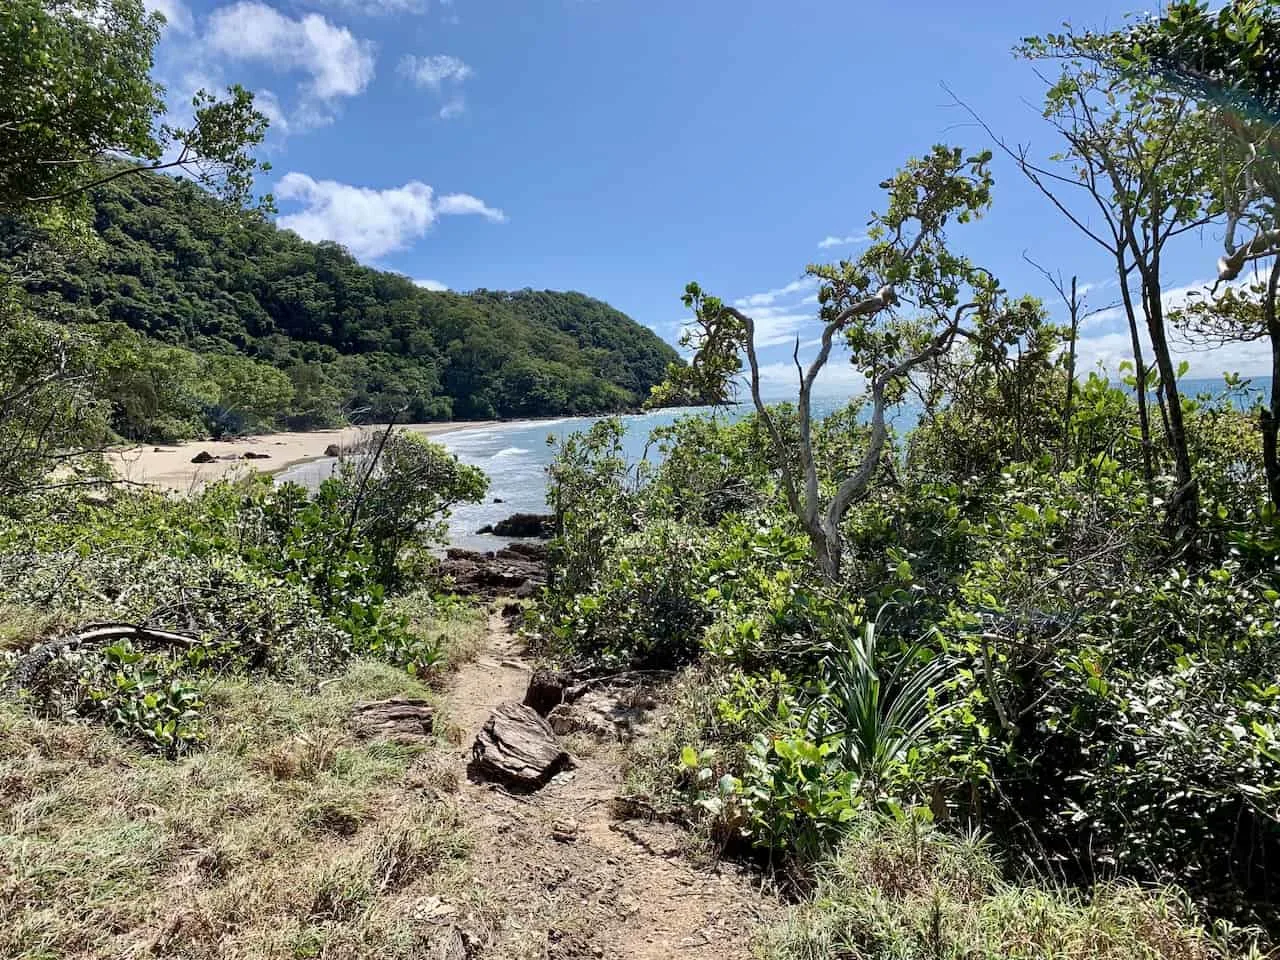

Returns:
808,615,949,787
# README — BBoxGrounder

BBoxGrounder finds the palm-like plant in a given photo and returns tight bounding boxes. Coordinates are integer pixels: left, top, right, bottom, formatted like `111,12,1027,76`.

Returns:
807,615,949,787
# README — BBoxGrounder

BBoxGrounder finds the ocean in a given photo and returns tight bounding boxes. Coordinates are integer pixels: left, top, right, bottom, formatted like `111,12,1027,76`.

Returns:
275,376,1273,549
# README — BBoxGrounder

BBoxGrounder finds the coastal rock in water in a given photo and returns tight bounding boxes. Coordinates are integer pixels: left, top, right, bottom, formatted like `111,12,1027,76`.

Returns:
470,701,568,787
242,451,271,460
486,513,555,539
190,450,216,464
352,698,436,742
323,443,341,457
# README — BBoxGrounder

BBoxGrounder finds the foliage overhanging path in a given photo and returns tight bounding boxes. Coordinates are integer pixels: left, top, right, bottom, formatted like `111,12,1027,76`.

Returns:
442,609,776,959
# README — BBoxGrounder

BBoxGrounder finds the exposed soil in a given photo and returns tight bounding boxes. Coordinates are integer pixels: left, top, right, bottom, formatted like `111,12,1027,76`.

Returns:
443,610,777,959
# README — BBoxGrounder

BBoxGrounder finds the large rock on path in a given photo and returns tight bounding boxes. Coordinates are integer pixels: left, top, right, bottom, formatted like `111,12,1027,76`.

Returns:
470,701,568,787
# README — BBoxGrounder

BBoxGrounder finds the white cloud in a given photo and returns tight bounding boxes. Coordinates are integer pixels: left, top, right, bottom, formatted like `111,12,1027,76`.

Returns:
733,277,817,310
400,54,472,90
726,276,822,348
817,233,869,250
414,278,449,291
145,0,192,33
205,3,376,102
435,193,506,221
275,173,505,261
752,358,867,401
399,54,472,119
305,0,426,14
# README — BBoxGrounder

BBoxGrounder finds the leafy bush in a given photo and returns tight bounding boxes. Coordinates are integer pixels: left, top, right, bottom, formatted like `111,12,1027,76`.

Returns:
0,430,487,753
543,392,1280,931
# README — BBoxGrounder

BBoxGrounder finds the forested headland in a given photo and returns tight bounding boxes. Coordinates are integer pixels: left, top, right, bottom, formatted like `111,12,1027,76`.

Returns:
2,168,679,443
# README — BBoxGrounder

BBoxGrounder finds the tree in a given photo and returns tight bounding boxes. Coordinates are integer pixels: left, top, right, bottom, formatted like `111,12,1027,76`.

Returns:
659,146,1004,581
0,0,270,216
1094,0,1280,508
336,430,488,587
983,35,1217,531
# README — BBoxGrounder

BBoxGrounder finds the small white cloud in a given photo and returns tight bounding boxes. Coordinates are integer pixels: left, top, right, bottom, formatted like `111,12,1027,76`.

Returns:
275,172,504,261
400,54,472,119
817,233,869,250
145,0,193,33
435,193,506,222
733,277,817,310
205,3,376,103
303,0,426,14
400,54,472,90
414,278,449,291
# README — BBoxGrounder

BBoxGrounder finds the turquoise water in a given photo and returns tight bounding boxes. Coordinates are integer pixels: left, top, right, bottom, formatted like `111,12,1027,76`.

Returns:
277,376,1273,549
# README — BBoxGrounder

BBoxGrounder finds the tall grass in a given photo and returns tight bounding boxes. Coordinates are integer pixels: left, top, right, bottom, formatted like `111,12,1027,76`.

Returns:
763,814,1262,960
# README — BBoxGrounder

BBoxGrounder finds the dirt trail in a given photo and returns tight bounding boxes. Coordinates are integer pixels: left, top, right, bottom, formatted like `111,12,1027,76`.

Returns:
442,610,776,960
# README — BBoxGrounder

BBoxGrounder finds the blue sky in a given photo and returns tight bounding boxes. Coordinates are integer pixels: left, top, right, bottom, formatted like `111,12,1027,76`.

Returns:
146,0,1273,398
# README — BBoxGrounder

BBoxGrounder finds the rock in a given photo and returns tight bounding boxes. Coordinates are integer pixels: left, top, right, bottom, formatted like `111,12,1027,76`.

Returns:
523,667,570,716
492,497,504,504
470,701,568,787
323,443,341,457
547,703,613,738
190,450,216,464
501,541,549,561
241,451,271,460
488,513,555,539
352,698,435,742
551,817,579,843
438,543,548,599
476,524,494,535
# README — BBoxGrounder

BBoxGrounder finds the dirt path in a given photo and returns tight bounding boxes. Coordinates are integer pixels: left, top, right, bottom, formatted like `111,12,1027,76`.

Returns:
443,610,777,960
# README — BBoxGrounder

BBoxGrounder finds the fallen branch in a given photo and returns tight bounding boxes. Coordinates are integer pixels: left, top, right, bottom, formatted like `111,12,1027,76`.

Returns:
5,622,199,694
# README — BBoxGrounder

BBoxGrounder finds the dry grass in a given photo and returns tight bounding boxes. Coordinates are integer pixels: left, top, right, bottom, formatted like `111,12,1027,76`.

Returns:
0,660,479,960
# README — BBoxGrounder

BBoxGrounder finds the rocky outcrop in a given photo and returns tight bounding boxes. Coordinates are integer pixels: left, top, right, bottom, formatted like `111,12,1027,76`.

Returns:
190,450,216,464
477,513,555,539
470,701,569,787
323,443,341,457
438,544,547,599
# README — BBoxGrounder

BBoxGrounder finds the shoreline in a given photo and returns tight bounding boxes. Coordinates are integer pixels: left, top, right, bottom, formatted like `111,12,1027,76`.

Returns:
108,420,509,493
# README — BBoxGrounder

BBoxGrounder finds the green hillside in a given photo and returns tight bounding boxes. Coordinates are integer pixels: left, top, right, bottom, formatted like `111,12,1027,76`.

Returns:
5,170,679,433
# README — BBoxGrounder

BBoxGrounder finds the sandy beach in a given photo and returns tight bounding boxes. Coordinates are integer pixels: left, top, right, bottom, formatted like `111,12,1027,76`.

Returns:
108,421,497,493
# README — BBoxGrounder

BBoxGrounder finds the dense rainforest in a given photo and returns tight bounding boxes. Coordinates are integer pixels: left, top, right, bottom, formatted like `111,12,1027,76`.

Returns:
1,170,679,438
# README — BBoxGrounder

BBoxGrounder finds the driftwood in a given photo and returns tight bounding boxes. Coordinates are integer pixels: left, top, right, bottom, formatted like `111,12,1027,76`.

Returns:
470,701,568,787
351,698,436,742
6,622,197,693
